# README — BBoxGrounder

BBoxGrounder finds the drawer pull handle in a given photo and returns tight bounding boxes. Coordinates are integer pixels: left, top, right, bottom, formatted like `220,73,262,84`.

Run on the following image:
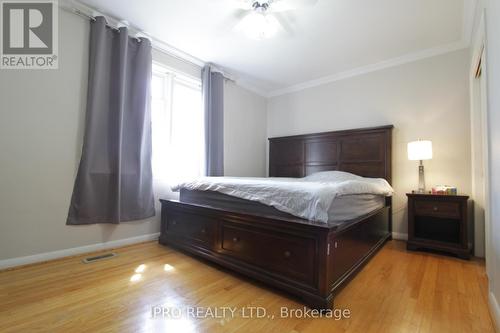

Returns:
284,251,291,258
201,228,206,234
171,220,177,225
433,206,438,212
232,237,239,243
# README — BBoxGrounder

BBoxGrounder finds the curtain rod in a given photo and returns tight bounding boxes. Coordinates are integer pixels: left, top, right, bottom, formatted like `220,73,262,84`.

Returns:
63,5,206,69
73,9,124,34
63,3,236,82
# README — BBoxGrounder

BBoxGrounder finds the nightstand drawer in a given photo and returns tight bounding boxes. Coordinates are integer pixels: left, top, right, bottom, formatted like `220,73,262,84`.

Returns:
414,200,460,219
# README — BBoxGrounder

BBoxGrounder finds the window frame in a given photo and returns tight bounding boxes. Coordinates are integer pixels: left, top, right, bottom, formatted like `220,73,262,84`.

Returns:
150,61,203,183
151,62,202,144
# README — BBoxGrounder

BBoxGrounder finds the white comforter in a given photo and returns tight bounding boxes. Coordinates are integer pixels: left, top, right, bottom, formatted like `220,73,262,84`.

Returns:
172,171,394,223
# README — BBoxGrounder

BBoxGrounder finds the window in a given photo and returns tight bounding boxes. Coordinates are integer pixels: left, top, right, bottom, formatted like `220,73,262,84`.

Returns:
151,63,203,185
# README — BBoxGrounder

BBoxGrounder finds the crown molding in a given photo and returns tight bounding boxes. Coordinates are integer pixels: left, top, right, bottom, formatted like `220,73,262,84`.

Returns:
233,80,269,97
267,40,469,97
267,0,476,98
61,0,476,100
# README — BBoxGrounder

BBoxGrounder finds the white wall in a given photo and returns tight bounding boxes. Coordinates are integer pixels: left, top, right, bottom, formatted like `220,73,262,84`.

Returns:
469,3,489,260
224,81,267,177
267,49,472,239
486,0,500,325
0,11,159,261
0,9,267,261
472,0,500,328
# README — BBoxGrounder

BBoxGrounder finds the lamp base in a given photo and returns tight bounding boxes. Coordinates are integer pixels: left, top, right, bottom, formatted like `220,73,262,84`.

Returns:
418,161,425,193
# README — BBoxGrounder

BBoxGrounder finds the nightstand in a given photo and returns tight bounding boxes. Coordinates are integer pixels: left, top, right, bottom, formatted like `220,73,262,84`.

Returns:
406,193,471,259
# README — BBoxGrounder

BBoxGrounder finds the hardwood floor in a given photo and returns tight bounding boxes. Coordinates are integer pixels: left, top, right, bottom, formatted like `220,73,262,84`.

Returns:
0,240,494,333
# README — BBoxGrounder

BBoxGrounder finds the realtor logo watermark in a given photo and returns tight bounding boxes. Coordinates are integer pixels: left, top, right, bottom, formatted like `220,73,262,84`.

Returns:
0,0,58,69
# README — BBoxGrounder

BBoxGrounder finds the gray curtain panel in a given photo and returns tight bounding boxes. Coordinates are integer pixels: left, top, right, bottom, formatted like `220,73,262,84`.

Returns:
202,65,224,176
67,17,155,225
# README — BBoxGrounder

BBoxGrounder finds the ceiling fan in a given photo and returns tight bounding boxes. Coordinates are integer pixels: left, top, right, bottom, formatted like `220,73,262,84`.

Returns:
231,0,318,40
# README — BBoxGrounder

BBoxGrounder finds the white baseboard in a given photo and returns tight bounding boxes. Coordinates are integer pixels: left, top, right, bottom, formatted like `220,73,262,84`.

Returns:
392,232,408,240
0,232,160,270
489,292,500,332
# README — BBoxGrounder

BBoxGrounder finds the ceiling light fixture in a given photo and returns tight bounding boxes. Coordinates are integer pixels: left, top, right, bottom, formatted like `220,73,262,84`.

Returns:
236,1,281,40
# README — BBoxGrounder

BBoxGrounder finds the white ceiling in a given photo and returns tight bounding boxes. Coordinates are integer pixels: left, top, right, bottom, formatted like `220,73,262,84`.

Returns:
75,0,473,96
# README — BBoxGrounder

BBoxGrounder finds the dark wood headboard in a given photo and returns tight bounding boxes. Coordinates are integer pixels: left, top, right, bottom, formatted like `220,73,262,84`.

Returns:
269,125,393,184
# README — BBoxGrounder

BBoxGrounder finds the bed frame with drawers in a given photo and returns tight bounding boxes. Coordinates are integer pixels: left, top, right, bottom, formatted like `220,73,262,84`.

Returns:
159,125,393,309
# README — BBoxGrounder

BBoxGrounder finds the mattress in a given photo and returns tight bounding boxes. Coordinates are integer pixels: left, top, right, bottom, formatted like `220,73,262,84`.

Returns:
172,172,393,223
180,188,385,223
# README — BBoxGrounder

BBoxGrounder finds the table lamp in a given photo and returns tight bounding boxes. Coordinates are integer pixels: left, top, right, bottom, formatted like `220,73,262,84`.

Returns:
408,140,433,193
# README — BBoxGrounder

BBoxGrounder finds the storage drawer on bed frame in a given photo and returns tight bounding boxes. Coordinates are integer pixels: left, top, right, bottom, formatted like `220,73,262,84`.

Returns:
328,208,389,288
217,221,318,288
162,211,216,249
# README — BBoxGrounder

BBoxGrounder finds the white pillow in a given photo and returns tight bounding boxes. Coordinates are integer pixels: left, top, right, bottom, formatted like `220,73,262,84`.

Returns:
303,170,362,183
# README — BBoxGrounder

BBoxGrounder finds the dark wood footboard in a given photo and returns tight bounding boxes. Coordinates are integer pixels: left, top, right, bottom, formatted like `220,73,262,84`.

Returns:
159,199,391,309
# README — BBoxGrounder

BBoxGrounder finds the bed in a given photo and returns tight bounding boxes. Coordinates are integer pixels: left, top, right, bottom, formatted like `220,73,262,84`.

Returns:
159,125,393,309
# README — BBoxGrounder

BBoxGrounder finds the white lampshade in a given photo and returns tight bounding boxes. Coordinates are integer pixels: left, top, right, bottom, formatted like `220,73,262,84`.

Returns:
408,140,433,161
